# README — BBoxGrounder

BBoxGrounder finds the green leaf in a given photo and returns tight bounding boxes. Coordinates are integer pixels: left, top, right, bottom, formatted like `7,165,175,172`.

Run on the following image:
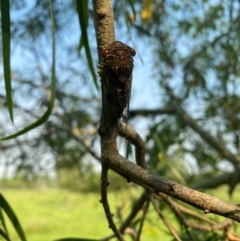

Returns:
77,35,84,53
76,0,98,90
0,228,11,241
0,0,56,141
121,0,131,34
0,208,9,237
133,24,151,37
128,0,136,21
1,0,14,123
0,194,27,241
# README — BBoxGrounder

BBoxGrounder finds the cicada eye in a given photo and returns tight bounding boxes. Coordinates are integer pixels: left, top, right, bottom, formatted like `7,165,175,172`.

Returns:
130,48,136,56
101,49,109,58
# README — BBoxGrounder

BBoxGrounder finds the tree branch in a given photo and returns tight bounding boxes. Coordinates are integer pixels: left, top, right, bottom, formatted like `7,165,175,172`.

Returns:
104,152,240,223
190,172,233,190
118,122,146,168
165,85,240,169
92,0,122,239
156,193,194,240
128,107,174,118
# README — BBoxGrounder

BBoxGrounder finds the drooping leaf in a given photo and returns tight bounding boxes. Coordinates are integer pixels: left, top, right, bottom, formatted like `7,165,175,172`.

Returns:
133,24,151,37
1,0,14,123
121,0,131,35
0,228,11,241
77,35,84,53
0,194,27,241
0,208,9,237
76,0,98,89
128,0,136,22
0,0,56,141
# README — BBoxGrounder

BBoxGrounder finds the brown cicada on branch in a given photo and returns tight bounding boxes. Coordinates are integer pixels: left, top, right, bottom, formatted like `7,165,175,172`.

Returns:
98,41,136,135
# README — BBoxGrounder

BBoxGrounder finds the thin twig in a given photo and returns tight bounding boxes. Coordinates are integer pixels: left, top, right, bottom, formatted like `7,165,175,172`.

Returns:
157,193,235,235
101,191,148,241
150,195,183,241
119,191,147,233
136,198,150,241
172,201,217,225
156,193,194,241
71,127,101,162
100,164,125,241
118,122,146,168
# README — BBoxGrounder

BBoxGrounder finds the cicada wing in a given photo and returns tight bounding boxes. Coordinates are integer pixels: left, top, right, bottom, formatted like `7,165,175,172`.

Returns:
99,41,136,154
121,74,133,157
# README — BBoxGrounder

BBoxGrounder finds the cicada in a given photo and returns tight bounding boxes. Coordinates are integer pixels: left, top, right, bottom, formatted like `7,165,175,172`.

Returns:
99,41,136,119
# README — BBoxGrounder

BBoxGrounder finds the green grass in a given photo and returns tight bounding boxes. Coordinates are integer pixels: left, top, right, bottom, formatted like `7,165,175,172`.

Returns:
2,188,110,241
1,185,240,241
1,187,169,241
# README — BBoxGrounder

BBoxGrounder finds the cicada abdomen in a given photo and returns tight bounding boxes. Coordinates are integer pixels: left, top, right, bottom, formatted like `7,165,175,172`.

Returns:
100,41,136,119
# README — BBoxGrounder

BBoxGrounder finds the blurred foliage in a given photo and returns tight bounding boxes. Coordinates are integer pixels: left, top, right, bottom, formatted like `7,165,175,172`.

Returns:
1,0,240,239
176,229,223,241
56,168,100,192
0,0,239,192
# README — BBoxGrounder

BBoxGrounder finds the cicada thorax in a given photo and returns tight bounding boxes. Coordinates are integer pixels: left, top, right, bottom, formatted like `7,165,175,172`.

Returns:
101,41,136,119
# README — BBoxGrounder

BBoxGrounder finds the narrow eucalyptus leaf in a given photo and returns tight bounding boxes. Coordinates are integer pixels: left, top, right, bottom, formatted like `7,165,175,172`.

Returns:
0,0,56,141
0,228,11,241
0,194,27,241
0,208,9,236
1,0,14,123
76,0,98,89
